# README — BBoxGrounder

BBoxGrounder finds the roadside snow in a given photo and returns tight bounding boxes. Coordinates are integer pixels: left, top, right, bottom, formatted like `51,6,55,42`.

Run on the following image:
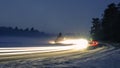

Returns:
75,49,120,68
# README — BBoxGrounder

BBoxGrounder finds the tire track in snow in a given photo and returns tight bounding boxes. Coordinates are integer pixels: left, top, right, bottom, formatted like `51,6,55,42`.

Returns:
0,43,116,63
38,44,116,66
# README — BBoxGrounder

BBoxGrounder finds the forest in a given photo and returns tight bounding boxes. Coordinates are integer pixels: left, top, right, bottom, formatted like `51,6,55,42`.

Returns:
0,26,52,37
90,3,120,42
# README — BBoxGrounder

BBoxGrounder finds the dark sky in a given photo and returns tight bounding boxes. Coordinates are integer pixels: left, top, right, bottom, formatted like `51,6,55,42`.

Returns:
0,0,119,35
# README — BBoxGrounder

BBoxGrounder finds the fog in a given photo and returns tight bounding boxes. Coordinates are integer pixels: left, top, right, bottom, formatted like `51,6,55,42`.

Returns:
0,36,55,47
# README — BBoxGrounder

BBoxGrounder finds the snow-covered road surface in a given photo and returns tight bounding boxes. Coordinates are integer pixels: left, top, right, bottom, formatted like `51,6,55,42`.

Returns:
0,43,120,68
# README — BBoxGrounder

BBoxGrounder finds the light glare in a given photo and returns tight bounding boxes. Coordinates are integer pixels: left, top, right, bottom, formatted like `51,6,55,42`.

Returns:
73,39,88,50
49,39,89,50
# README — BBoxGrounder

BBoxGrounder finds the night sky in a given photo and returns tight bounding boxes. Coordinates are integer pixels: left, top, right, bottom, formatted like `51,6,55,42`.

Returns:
0,0,119,36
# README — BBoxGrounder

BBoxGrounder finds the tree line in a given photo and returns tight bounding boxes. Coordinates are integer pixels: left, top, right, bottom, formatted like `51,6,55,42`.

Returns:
0,26,51,37
90,3,120,42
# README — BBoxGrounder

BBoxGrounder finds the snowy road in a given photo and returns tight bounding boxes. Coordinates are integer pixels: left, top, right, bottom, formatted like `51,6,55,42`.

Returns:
0,43,120,68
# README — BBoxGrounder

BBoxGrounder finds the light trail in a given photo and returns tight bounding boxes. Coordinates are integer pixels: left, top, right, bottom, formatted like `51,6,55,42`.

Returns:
0,45,74,55
0,39,89,56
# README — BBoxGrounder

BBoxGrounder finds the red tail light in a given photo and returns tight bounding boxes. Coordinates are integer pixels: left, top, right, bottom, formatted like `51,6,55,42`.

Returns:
89,41,98,46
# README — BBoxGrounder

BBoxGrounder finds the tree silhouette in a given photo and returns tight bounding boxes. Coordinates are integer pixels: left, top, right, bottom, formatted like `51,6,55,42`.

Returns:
15,26,18,31
102,3,120,41
90,18,103,40
102,3,118,40
30,27,34,31
0,26,52,37
90,3,120,42
24,28,29,32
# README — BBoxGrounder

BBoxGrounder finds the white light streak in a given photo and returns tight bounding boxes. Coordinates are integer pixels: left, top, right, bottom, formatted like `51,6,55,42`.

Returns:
49,38,89,50
0,45,73,55
0,39,89,55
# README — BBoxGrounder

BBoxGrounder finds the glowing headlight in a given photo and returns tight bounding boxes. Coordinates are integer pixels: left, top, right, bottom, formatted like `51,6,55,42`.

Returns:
60,39,89,50
73,39,88,50
50,39,88,50
49,41,56,44
49,38,89,50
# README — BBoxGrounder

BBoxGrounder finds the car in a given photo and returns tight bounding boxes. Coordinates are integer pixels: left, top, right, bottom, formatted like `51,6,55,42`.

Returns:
89,40,99,46
88,40,99,49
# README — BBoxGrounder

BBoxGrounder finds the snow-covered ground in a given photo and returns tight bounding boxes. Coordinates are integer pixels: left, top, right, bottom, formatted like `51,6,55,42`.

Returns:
0,45,120,68
0,37,120,68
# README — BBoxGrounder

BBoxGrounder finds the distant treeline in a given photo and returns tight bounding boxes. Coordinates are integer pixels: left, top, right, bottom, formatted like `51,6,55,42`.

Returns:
0,26,53,37
90,3,120,42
